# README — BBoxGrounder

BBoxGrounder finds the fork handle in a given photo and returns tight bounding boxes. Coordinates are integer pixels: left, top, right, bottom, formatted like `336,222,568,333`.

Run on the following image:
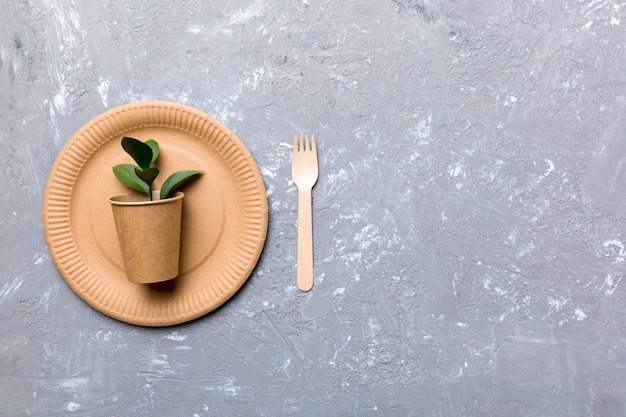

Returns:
297,187,314,291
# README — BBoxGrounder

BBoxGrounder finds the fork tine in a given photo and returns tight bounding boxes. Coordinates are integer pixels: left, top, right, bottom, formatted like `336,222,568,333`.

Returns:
294,134,317,152
294,134,306,152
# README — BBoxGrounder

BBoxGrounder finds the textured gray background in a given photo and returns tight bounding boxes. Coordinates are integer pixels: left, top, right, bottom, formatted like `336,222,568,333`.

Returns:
2,0,626,416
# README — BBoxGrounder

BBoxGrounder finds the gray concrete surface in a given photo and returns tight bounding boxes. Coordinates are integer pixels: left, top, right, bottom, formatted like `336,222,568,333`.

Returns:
2,0,626,415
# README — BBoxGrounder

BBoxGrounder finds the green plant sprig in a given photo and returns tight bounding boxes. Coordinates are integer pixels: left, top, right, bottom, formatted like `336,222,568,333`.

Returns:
112,136,202,200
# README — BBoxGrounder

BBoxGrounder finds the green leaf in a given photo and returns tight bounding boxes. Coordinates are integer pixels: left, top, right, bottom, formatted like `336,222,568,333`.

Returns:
121,137,153,170
135,167,159,186
112,164,150,197
145,139,159,164
160,170,202,200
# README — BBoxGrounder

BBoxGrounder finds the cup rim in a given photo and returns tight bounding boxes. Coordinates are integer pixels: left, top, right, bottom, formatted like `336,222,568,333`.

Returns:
109,191,184,206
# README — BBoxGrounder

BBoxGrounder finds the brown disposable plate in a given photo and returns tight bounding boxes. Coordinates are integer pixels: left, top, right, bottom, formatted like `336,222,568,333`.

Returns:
43,101,268,326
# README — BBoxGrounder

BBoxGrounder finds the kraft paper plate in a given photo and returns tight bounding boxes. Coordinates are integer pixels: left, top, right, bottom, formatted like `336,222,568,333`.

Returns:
43,101,268,326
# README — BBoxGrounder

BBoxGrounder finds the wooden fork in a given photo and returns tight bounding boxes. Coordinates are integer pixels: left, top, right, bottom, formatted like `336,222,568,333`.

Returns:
292,134,319,291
